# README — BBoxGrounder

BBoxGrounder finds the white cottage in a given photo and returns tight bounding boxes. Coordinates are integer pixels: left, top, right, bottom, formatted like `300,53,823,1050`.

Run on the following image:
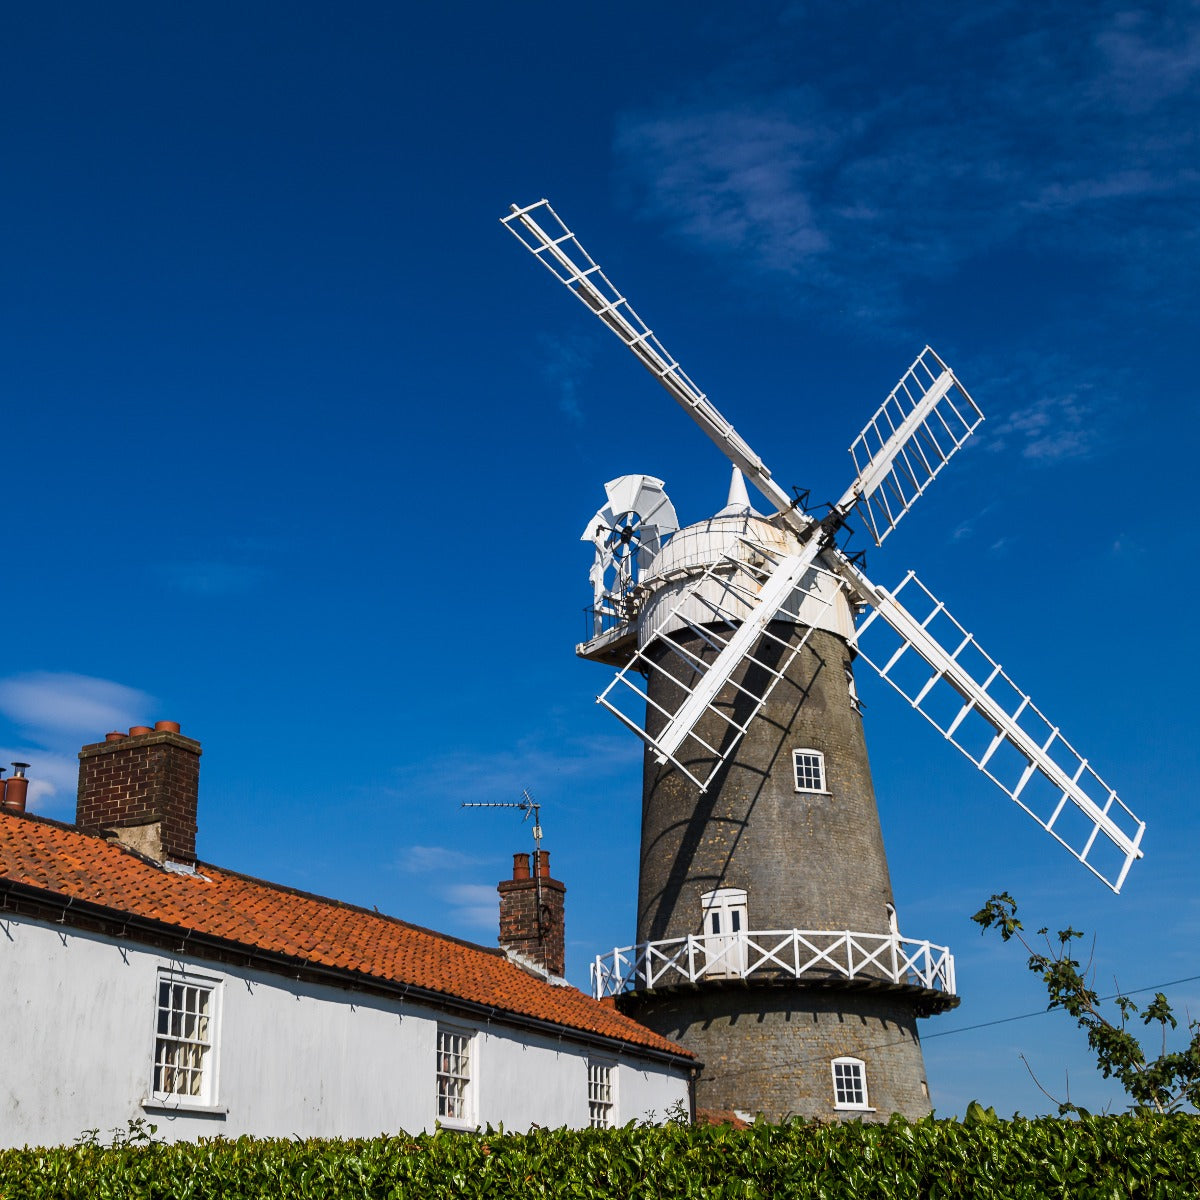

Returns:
0,724,693,1148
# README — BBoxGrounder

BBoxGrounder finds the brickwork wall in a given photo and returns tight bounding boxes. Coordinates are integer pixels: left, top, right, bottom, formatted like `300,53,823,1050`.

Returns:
498,873,566,977
76,731,202,862
621,984,932,1121
629,618,947,1117
639,624,895,943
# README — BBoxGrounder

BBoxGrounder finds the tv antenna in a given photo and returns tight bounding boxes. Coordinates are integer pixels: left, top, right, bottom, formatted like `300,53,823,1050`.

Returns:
462,789,545,857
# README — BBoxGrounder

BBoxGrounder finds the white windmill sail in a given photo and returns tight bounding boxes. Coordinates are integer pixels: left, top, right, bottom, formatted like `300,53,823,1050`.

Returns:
502,200,805,529
595,537,845,791
504,198,1146,893
846,567,1145,892
846,348,984,547
642,354,982,767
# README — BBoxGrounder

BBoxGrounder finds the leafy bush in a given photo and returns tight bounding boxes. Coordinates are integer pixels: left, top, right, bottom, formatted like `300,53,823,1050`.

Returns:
974,892,1200,1114
1,1114,1198,1199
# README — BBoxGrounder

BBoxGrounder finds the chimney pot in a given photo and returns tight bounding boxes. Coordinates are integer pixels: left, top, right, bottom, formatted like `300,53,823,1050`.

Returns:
3,763,29,814
512,852,530,880
535,850,551,878
128,726,153,737
105,731,127,743
154,720,181,734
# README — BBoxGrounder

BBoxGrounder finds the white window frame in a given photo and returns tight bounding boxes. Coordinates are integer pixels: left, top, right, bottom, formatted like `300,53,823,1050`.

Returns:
436,1024,476,1127
793,749,828,793
831,1056,873,1111
147,968,221,1111
587,1059,617,1128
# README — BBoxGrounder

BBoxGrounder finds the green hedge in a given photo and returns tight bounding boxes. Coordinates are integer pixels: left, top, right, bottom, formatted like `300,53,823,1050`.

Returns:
1,1114,1197,1199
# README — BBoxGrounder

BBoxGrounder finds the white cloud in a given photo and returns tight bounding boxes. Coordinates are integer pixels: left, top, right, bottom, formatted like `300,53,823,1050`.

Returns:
387,728,640,810
0,672,156,813
0,749,76,809
534,332,595,424
613,5,1199,319
441,883,500,930
0,672,154,739
987,391,1102,464
396,845,481,874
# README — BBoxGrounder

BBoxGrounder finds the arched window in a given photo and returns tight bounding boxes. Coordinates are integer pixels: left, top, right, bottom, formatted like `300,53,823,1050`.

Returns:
831,1057,871,1111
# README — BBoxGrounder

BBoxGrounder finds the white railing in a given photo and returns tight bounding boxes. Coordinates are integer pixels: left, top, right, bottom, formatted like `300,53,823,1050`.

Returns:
590,929,956,999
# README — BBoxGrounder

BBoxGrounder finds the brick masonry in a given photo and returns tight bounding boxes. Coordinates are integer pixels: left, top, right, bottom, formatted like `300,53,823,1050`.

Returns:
631,619,948,1118
498,851,566,977
76,731,202,862
619,984,932,1121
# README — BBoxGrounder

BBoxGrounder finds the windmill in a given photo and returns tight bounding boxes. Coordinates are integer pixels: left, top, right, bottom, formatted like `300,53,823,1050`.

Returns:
502,200,1146,1120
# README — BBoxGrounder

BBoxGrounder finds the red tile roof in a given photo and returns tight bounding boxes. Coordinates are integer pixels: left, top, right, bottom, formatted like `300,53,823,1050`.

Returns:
0,811,690,1060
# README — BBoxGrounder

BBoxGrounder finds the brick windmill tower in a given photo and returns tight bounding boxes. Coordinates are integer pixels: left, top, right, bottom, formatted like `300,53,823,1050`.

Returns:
503,200,1146,1119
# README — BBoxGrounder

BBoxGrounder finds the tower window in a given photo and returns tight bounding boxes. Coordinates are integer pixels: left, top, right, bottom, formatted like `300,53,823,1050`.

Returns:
831,1057,870,1110
792,749,827,793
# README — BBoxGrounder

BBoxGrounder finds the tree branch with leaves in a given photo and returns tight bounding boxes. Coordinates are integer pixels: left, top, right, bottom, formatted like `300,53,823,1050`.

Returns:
972,892,1200,1114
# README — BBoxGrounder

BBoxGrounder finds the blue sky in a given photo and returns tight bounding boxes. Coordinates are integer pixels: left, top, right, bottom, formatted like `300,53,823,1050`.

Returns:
3,2,1198,1118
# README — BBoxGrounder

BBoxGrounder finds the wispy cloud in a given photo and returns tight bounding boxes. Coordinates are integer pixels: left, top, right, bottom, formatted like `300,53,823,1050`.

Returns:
0,672,153,738
987,392,1099,464
441,883,500,930
155,561,267,596
534,332,595,424
0,672,156,810
387,727,641,810
614,5,1199,320
396,845,482,874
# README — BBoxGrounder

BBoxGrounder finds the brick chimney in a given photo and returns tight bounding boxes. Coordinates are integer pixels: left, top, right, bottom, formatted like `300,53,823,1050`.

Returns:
498,850,566,978
76,722,202,864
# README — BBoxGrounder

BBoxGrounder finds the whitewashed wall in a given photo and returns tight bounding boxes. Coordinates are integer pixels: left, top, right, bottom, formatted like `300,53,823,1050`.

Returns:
0,915,690,1148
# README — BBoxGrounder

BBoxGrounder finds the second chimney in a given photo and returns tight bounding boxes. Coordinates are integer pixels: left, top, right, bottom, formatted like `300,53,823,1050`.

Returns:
498,850,566,979
76,723,202,863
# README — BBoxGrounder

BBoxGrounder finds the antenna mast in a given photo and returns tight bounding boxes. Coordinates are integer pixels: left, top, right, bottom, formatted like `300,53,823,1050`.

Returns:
462,789,544,857
463,790,551,940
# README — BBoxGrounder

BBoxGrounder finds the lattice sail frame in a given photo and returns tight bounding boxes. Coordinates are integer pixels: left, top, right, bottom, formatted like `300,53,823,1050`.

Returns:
596,537,845,792
847,348,984,547
853,571,1145,891
503,197,1146,893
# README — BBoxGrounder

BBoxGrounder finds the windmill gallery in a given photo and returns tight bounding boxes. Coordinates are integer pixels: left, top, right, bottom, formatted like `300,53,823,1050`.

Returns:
502,200,1147,1121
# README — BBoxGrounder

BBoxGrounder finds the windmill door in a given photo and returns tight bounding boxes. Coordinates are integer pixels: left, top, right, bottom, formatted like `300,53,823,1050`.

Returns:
701,888,748,979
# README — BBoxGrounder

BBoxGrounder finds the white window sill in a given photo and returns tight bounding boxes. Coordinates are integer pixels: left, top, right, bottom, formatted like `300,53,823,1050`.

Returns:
833,1103,876,1113
437,1117,478,1132
142,1097,228,1117
795,788,833,796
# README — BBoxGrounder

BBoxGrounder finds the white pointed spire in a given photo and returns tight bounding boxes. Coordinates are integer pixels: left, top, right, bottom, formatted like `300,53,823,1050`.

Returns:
715,467,758,517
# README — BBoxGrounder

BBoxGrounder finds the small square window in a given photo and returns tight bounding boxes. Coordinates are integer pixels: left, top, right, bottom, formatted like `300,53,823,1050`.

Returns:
793,749,826,793
437,1027,474,1123
832,1057,870,1110
588,1061,615,1128
152,972,217,1104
